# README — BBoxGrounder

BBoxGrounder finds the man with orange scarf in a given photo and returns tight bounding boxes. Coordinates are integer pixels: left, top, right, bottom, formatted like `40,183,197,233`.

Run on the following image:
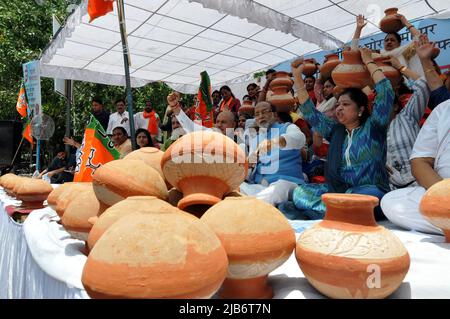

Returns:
135,100,160,141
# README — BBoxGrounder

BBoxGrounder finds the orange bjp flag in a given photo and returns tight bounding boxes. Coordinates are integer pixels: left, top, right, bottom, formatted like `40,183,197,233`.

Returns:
16,82,28,118
73,115,120,182
22,122,33,149
88,0,115,22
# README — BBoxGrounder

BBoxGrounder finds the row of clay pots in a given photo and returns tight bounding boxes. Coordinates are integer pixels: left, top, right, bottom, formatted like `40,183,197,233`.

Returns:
0,174,53,208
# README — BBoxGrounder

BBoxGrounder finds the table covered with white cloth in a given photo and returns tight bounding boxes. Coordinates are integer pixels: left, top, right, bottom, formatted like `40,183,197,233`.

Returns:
0,187,449,299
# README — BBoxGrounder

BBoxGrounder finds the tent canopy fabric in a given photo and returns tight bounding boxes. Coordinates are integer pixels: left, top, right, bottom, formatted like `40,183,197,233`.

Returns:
40,0,450,93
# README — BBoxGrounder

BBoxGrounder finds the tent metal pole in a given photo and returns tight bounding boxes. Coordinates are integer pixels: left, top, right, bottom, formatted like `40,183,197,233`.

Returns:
117,0,137,150
64,79,72,155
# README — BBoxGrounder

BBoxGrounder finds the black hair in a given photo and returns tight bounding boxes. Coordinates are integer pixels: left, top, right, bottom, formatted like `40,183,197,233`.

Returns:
242,94,252,102
92,96,103,105
239,113,253,120
266,69,276,76
212,90,221,96
219,85,235,99
135,128,154,148
324,77,336,87
115,98,126,105
247,83,258,91
339,88,370,124
384,32,402,45
112,126,128,137
304,75,316,82
397,81,413,96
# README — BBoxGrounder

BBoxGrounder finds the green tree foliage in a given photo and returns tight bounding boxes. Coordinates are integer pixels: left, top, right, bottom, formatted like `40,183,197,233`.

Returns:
0,0,194,169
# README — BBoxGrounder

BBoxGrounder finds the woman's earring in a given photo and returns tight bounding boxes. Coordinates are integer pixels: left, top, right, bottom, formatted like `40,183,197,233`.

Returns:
358,113,362,117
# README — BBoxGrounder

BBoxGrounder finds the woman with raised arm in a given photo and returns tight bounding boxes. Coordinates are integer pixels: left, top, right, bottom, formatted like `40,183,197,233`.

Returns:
290,50,395,220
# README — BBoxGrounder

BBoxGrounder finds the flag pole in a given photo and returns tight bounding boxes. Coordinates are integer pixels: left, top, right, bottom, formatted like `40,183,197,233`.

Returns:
116,0,137,150
10,136,25,166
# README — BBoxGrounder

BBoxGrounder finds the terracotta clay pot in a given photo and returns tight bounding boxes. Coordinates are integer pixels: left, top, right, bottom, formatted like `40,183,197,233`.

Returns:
92,159,168,207
201,197,296,299
15,178,53,208
0,173,19,194
123,147,169,186
87,196,175,251
374,57,402,88
302,59,318,76
61,187,105,242
332,50,372,89
296,194,410,299
267,71,295,112
48,182,92,212
238,100,255,115
379,8,403,34
320,54,341,79
419,179,450,242
82,209,228,298
161,131,247,215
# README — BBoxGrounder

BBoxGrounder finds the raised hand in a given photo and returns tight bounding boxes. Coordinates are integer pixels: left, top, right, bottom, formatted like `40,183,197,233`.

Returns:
414,34,436,60
356,14,367,30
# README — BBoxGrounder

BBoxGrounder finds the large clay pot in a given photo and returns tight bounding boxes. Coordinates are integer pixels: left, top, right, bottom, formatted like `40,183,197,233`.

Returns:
374,57,402,88
15,178,53,208
87,196,175,251
92,159,168,207
82,209,228,298
161,131,247,215
0,173,19,194
320,54,341,79
61,188,104,242
123,147,167,183
238,100,255,115
296,194,410,299
201,197,296,299
379,8,403,34
267,71,295,112
332,50,372,89
419,179,450,242
302,59,318,76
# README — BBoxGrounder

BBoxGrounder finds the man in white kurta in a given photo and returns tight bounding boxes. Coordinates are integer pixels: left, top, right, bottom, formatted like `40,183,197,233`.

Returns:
106,99,135,136
381,100,450,235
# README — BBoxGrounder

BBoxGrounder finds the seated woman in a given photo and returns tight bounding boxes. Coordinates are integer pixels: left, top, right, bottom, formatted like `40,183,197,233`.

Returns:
381,99,450,235
291,49,395,220
112,126,132,158
135,128,155,149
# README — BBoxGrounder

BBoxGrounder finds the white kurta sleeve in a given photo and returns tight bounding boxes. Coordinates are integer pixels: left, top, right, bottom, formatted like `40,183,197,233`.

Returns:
176,109,208,133
281,123,306,150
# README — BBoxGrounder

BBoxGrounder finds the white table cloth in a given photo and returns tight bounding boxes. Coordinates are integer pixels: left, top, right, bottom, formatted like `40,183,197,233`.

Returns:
1,187,449,299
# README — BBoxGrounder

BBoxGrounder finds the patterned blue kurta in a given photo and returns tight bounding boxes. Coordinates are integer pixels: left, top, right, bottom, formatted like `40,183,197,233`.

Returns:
293,78,395,215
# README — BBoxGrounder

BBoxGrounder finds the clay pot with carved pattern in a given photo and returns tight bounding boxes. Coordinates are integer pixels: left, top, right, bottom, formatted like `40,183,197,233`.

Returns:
379,8,403,34
295,194,410,299
267,71,295,112
332,50,372,89
201,197,296,299
419,179,450,242
320,54,341,79
374,57,402,88
161,131,247,217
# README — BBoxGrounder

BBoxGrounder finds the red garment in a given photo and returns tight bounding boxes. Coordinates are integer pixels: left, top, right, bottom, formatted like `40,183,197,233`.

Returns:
219,97,241,113
313,143,329,158
142,111,158,135
308,90,317,106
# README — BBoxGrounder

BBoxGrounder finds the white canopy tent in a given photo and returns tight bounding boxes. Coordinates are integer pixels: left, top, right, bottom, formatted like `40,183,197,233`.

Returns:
40,0,450,94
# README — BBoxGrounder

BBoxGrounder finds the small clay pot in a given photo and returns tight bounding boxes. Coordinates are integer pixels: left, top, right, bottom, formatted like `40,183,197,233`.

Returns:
302,59,318,76
201,197,296,299
419,179,450,242
15,178,53,208
380,8,403,34
296,193,410,299
238,101,255,115
320,54,341,79
267,71,295,112
332,50,372,89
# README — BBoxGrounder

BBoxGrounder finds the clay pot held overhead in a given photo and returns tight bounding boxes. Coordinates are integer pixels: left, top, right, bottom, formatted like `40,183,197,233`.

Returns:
82,208,228,299
201,197,296,299
332,50,372,89
379,8,403,34
238,100,255,116
374,57,402,88
267,71,295,112
419,179,450,242
296,194,410,299
161,131,247,216
320,54,341,79
302,59,318,76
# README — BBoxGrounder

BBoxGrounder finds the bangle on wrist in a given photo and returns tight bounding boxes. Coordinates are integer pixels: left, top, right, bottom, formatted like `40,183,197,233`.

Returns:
371,68,383,77
425,68,436,74
406,25,414,30
366,61,377,66
399,66,407,73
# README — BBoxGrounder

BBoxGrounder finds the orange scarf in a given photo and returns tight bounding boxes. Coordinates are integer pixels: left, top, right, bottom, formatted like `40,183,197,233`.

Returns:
143,111,158,135
220,97,234,112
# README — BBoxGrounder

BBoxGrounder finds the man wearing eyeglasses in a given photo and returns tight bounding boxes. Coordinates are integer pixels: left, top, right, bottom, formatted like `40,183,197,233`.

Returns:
240,101,306,206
